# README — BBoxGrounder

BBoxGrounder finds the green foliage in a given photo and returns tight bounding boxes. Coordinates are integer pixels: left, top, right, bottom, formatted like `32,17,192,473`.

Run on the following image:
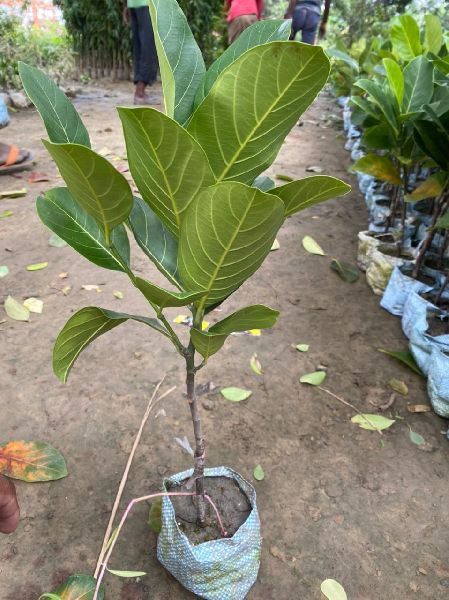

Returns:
20,0,350,383
0,10,74,89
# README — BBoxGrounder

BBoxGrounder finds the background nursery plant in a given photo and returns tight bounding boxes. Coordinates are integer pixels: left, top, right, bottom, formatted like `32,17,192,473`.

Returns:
20,0,350,597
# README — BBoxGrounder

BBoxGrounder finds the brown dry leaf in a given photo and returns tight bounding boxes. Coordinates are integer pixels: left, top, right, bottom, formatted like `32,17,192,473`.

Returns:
61,286,72,295
28,172,50,183
407,404,432,413
59,272,68,279
82,284,102,293
270,545,296,564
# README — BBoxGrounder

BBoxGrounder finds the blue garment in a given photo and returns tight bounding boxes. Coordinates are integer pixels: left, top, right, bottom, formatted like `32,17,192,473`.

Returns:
0,95,10,129
290,1,321,44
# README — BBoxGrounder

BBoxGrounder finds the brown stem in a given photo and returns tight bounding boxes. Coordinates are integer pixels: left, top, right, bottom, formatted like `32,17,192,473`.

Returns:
435,271,449,307
412,194,448,279
186,341,206,525
385,184,400,232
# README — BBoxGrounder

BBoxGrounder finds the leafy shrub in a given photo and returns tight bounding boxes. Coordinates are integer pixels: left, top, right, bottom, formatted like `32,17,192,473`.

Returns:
0,9,74,89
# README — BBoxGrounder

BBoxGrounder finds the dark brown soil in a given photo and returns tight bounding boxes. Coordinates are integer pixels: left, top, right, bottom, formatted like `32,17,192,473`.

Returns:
2,81,449,599
427,315,449,337
168,476,251,544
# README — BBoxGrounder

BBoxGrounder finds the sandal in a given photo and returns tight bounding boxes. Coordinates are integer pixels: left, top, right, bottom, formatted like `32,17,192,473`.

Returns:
0,144,33,175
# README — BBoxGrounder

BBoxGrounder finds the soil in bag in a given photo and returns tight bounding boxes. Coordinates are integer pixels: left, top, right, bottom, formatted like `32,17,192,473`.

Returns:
427,314,449,337
168,476,251,545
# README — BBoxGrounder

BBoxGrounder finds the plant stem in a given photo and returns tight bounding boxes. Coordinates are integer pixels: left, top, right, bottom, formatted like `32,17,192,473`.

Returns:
412,193,448,279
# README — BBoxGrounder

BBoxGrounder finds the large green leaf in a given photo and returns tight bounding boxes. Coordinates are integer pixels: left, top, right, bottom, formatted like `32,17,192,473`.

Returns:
192,304,279,359
53,307,168,383
273,176,350,217
179,182,284,309
118,107,214,237
383,58,404,107
402,56,434,114
128,196,179,286
354,79,398,132
414,118,449,171
43,142,133,245
350,95,382,122
352,154,401,184
18,62,90,147
362,123,395,150
424,14,443,55
37,188,130,271
194,19,291,108
390,15,422,62
134,277,206,309
149,0,205,124
187,42,330,184
43,574,104,600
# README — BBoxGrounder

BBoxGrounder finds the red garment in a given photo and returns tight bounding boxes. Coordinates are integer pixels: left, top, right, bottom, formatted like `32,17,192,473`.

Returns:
227,0,263,22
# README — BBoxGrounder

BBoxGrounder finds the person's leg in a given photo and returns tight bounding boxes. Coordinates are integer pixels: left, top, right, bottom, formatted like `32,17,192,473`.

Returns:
135,6,159,86
228,14,257,44
129,8,141,88
290,5,307,40
0,476,19,534
301,9,320,44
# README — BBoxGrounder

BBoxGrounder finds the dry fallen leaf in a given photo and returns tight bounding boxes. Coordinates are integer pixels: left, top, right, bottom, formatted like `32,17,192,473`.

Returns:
59,272,68,279
61,285,72,295
389,378,408,396
407,404,431,413
28,172,50,183
113,291,124,299
23,297,43,314
4,296,30,321
82,284,102,293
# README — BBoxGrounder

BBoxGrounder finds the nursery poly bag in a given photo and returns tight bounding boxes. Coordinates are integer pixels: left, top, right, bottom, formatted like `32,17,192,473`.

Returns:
428,347,449,418
366,245,412,296
357,231,380,272
402,292,437,339
158,467,260,600
381,266,434,317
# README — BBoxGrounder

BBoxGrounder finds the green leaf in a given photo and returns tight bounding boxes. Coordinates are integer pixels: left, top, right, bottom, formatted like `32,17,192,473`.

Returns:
194,19,291,108
383,58,404,106
107,569,147,578
37,188,130,272
128,196,179,286
0,188,27,199
389,378,408,396
405,173,446,202
49,233,67,248
296,344,309,352
362,123,395,150
252,175,276,192
424,14,443,55
43,141,133,245
23,297,43,314
378,348,423,376
149,0,205,125
0,440,67,482
46,574,104,600
27,261,48,271
0,266,8,278
40,594,62,600
191,304,279,359
351,414,395,431
352,154,401,185
134,277,206,309
148,497,162,533
354,79,398,132
221,387,252,402
0,210,13,219
53,307,168,383
250,354,263,375
19,62,90,147
330,259,359,283
187,42,330,184
321,578,348,600
178,182,284,310
409,430,425,446
118,107,214,237
302,235,325,256
414,118,449,171
437,211,449,230
402,56,434,114
326,48,360,72
391,15,422,61
299,371,326,385
253,464,265,481
274,175,350,217
4,296,30,321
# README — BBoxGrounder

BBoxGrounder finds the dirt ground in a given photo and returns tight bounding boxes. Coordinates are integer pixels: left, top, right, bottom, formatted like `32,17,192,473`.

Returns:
1,81,449,600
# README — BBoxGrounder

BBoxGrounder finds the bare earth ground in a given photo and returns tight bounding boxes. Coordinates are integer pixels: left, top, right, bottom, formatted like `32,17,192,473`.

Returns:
1,81,449,600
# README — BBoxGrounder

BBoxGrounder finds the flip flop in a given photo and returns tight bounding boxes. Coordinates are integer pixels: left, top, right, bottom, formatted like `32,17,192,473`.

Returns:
0,144,33,175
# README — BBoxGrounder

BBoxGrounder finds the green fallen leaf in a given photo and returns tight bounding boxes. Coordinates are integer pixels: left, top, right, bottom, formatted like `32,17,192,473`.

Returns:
221,387,252,402
4,296,30,321
300,371,326,385
23,297,43,314
0,266,8,278
0,188,27,199
409,430,425,446
250,353,263,375
271,239,280,251
148,497,162,534
389,378,408,396
253,464,265,481
330,259,359,283
26,262,48,271
107,569,147,578
296,344,309,353
378,348,423,376
351,414,395,431
113,291,124,299
0,210,13,218
275,173,294,182
49,233,68,248
302,235,325,256
321,578,347,600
